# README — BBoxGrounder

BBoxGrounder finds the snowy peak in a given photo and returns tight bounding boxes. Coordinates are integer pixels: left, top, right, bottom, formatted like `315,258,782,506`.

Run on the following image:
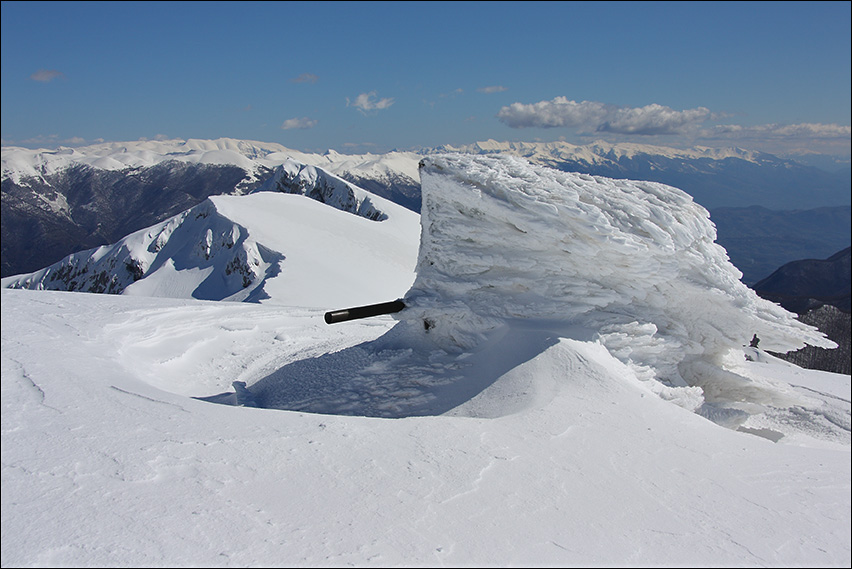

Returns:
1,137,421,186
255,158,388,221
1,137,313,185
1,198,283,302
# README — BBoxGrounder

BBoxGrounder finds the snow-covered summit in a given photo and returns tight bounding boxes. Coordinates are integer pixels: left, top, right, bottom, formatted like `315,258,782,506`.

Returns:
239,153,839,438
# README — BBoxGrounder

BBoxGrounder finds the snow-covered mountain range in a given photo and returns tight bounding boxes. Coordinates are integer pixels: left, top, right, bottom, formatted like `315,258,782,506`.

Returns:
2,137,849,280
2,160,420,308
2,150,848,567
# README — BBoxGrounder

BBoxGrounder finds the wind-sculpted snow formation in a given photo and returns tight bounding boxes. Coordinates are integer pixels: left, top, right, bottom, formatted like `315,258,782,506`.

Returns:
397,154,834,419
250,154,837,432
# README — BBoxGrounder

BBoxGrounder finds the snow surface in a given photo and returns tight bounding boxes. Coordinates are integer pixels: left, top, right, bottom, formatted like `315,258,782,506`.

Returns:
2,289,849,567
2,152,850,567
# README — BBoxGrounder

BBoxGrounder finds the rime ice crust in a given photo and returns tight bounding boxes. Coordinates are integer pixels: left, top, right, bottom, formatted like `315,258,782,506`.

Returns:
398,154,833,414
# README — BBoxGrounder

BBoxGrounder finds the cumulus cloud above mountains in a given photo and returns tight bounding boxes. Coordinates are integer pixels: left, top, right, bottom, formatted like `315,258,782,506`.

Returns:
347,91,395,114
497,97,711,135
497,97,851,155
281,117,318,130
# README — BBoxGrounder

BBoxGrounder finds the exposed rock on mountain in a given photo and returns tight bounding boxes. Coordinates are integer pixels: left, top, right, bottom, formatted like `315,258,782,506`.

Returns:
769,305,851,375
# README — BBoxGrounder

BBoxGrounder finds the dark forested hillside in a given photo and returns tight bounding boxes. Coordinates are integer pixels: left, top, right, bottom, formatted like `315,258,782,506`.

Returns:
754,247,851,375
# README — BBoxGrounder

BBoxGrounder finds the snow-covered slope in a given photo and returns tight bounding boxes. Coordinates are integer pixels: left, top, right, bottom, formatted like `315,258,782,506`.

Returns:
1,165,421,308
1,150,849,567
255,158,389,221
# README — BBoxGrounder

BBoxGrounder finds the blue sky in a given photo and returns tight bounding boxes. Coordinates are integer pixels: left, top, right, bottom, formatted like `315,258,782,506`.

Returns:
1,1,850,158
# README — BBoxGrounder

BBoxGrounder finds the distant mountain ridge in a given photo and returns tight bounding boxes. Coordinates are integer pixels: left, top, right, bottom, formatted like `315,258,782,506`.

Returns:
3,137,850,279
435,139,850,211
751,247,851,375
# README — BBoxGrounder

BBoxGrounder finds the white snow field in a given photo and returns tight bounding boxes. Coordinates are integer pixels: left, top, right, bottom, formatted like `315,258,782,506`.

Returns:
2,154,849,567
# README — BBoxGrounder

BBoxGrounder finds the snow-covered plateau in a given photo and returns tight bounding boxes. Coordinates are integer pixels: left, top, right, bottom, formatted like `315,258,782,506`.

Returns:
2,153,849,568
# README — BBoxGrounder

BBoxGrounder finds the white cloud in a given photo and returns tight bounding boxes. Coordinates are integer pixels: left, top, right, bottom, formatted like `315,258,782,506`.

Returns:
497,98,710,135
347,91,395,114
597,103,711,135
15,134,99,148
29,69,64,82
281,117,318,130
705,122,851,140
478,86,507,94
497,97,609,128
439,88,464,98
291,73,319,84
497,97,850,154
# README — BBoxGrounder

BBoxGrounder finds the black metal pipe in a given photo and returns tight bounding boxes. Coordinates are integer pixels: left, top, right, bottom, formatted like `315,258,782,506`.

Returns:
324,299,406,324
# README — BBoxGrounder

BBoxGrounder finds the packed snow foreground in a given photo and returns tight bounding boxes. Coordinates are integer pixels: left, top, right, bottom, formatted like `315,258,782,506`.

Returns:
2,153,850,567
237,154,841,440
